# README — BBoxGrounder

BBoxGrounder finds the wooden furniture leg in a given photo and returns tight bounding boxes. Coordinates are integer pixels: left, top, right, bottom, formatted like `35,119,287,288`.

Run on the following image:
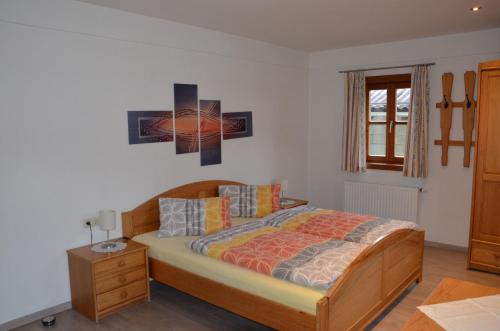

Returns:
440,73,454,166
462,71,476,167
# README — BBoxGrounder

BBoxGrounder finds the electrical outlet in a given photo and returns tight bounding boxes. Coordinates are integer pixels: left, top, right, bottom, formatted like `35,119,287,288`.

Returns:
83,217,98,228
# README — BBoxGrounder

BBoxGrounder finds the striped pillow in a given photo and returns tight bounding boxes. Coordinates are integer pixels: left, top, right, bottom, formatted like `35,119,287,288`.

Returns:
218,184,281,218
158,196,230,237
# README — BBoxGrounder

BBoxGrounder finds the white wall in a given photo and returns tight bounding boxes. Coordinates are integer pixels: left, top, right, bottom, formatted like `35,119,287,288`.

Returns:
308,28,500,248
0,0,309,324
2,0,499,325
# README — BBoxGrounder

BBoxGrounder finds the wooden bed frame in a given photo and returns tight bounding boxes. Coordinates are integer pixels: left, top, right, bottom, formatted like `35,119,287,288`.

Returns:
122,180,424,331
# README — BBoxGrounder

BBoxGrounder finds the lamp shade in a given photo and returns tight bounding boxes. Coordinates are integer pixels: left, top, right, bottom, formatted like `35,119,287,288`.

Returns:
273,179,288,197
98,210,116,231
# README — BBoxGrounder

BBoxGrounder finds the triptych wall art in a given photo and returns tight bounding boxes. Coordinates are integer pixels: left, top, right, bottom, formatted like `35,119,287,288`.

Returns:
127,83,252,166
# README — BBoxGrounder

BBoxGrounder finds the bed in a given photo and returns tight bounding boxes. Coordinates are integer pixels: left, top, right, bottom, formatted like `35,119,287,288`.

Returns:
122,180,424,331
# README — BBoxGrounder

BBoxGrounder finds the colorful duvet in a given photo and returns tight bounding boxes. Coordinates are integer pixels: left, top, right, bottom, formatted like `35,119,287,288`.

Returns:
187,206,418,290
264,206,418,244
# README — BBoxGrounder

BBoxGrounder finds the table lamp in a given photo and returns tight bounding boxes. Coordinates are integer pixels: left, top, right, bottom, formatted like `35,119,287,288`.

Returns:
97,209,116,250
279,179,288,198
274,179,294,205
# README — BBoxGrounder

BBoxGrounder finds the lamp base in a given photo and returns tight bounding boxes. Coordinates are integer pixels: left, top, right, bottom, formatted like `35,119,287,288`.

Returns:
91,241,127,253
100,241,117,250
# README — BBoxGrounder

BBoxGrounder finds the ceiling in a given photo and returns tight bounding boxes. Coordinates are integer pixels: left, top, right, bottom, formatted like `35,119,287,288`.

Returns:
78,0,500,51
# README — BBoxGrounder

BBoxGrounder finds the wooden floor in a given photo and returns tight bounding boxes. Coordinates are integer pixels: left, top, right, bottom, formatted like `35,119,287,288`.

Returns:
15,247,500,331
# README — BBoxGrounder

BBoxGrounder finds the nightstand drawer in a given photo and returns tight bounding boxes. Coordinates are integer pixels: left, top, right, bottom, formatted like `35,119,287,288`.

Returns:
94,251,145,277
95,267,146,294
96,279,147,312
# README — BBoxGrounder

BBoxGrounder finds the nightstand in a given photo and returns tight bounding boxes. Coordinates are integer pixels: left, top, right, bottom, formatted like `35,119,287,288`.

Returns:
67,239,150,322
280,198,309,209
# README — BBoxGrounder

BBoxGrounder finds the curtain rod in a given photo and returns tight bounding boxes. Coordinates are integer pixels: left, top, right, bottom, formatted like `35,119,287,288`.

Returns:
338,62,436,73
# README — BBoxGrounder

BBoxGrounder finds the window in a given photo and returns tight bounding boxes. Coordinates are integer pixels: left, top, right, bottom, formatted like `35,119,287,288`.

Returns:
366,74,411,171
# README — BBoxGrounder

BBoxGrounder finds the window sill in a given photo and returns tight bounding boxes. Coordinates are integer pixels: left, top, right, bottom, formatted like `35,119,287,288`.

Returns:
367,163,403,171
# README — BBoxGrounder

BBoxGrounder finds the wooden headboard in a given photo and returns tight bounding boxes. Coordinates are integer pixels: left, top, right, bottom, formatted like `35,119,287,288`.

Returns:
122,180,243,238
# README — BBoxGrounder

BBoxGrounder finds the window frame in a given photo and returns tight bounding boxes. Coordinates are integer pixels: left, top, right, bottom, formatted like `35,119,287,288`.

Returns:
365,74,411,171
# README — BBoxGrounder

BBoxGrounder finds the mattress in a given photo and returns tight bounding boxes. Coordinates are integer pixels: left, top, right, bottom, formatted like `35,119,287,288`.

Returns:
133,217,324,315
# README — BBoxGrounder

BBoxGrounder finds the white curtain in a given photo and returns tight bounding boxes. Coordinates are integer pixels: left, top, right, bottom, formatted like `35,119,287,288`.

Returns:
342,71,366,173
403,65,430,178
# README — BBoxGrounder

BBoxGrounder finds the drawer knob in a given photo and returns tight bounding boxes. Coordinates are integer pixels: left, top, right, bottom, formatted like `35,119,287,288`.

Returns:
120,291,127,299
119,276,127,283
492,253,500,267
118,260,125,267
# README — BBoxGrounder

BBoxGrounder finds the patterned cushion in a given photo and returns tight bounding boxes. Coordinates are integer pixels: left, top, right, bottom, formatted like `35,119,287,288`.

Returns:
158,196,230,237
218,184,281,218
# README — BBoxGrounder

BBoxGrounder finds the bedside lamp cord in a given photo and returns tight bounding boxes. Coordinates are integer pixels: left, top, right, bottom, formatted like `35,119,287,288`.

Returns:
89,223,93,246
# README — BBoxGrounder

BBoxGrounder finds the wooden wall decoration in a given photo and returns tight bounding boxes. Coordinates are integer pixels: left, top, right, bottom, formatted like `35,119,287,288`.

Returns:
462,71,476,167
434,71,476,167
439,73,453,166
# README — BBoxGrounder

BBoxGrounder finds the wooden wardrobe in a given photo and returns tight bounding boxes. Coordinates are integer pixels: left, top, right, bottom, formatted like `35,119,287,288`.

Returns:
468,60,500,273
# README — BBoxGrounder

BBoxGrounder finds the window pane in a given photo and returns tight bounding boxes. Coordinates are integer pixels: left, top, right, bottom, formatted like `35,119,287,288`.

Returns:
395,124,407,157
396,88,410,122
369,124,386,156
369,90,387,122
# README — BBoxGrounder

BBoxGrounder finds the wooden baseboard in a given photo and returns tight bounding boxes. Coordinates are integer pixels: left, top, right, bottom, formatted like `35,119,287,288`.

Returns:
0,301,71,331
425,240,468,252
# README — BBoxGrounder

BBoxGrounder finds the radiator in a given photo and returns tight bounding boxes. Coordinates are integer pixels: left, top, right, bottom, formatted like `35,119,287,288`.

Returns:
344,181,420,222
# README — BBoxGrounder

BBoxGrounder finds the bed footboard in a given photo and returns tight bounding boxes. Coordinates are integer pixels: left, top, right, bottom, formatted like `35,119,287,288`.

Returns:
144,229,424,331
149,257,317,330
317,229,424,331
